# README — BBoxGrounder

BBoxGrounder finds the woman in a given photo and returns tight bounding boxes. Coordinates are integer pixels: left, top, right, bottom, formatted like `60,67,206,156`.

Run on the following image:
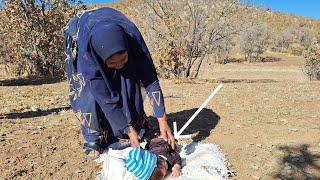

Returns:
64,7,175,159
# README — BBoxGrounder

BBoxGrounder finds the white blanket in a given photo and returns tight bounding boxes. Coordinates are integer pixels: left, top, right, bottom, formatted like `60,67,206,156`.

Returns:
96,142,229,180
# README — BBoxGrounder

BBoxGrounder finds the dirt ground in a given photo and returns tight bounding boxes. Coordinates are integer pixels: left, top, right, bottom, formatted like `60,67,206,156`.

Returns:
0,52,319,180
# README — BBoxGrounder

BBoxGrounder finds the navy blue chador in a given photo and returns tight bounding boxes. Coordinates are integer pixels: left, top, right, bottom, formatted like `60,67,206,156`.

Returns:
64,8,165,145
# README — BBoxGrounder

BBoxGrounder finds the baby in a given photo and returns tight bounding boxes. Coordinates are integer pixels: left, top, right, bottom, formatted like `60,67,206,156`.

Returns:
125,137,182,180
146,137,182,179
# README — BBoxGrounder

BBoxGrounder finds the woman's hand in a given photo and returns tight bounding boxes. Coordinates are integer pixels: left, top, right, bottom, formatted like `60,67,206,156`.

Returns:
158,115,176,150
127,125,140,147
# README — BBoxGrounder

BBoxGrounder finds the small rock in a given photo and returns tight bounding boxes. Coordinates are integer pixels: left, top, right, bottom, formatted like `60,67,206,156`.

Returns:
256,144,262,148
236,124,241,128
227,170,237,177
59,161,66,167
253,135,258,138
30,107,38,111
48,136,56,141
284,165,292,170
285,169,292,175
250,164,259,170
1,133,6,137
288,128,298,132
50,145,57,151
280,119,288,125
75,168,84,174
251,175,260,179
31,131,39,135
37,126,45,130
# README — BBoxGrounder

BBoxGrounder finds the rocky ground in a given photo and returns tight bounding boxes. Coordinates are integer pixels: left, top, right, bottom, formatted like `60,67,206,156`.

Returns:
0,52,319,179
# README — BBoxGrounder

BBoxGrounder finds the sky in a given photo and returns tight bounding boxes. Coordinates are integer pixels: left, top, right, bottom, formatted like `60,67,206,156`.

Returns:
241,0,320,19
0,0,319,20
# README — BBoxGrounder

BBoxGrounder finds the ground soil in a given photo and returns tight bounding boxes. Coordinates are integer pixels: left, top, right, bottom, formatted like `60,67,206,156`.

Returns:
0,52,319,179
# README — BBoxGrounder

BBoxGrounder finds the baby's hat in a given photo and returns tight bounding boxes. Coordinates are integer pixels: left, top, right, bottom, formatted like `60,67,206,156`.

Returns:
126,147,157,180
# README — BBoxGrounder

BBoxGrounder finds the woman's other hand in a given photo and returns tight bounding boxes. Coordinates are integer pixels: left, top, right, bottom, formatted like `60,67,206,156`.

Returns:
158,115,176,150
127,125,140,147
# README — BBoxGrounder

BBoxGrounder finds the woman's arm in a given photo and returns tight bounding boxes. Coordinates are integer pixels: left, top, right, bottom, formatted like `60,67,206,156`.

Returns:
133,39,176,149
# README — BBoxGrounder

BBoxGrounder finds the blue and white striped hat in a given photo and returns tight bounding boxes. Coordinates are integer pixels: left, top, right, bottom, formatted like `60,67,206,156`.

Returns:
125,147,157,180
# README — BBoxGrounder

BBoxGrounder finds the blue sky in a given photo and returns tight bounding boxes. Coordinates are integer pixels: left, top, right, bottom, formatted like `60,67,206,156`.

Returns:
241,0,320,19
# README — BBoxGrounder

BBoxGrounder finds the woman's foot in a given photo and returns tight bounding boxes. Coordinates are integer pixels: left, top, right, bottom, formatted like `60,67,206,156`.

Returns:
83,142,102,160
87,149,100,160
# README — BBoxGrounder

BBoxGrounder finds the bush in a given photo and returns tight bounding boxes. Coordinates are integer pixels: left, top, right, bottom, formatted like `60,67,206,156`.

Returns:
303,39,320,80
213,36,234,64
270,25,315,54
124,0,248,78
240,23,271,62
271,30,292,52
289,43,305,56
0,0,84,77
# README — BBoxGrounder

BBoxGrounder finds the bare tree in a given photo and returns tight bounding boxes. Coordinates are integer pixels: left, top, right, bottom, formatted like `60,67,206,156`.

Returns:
240,22,271,62
0,0,84,77
213,36,234,64
303,38,320,80
271,25,315,55
127,0,248,78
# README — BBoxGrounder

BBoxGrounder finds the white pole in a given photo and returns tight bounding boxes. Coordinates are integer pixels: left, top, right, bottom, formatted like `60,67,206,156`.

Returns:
177,83,223,136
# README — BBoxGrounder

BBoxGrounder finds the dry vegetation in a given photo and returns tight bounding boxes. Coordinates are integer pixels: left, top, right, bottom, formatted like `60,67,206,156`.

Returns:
0,0,319,79
0,0,85,77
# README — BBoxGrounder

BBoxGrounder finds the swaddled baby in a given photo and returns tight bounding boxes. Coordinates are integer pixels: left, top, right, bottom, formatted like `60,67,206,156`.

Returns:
126,137,182,180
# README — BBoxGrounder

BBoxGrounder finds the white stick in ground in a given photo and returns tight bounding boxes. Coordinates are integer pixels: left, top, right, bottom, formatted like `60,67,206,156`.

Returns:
174,83,223,139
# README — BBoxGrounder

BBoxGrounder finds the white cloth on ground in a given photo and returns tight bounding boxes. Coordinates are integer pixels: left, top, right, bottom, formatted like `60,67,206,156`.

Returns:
96,142,229,180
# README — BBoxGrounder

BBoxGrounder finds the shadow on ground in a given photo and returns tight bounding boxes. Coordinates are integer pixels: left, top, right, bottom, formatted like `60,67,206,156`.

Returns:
148,108,220,142
0,106,71,119
262,56,282,62
225,56,281,64
0,76,62,86
273,144,320,179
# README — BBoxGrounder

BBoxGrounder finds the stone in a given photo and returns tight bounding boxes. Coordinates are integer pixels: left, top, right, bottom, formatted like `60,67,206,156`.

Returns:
280,119,288,125
37,126,45,130
251,175,261,180
256,144,262,148
288,128,298,132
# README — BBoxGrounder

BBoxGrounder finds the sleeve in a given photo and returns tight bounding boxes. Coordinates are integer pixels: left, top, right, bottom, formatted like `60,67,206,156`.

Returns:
133,38,166,118
79,46,129,137
171,150,182,167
